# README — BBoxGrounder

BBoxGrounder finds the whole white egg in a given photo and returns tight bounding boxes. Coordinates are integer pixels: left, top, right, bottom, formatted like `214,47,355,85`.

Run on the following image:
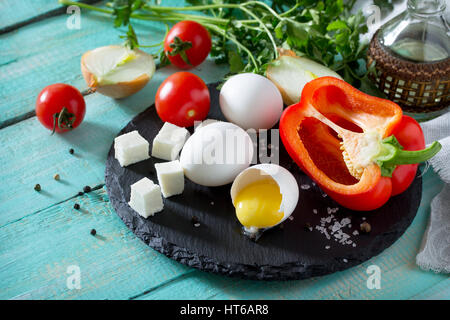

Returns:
219,73,283,130
180,122,254,187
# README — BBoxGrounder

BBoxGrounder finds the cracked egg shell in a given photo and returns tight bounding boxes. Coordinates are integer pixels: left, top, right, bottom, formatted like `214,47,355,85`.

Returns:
230,163,299,232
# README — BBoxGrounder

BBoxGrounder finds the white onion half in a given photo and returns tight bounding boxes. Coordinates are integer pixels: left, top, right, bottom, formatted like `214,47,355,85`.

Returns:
81,45,155,99
266,51,342,105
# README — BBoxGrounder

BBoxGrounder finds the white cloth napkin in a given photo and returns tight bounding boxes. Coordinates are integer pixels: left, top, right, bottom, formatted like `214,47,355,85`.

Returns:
416,111,450,273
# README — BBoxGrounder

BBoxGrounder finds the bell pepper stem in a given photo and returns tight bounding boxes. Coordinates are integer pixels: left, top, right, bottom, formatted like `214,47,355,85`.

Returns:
376,135,441,177
383,141,441,166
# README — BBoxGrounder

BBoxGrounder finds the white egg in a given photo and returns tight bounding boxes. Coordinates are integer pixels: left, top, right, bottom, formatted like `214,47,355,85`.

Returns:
180,122,254,187
230,163,299,236
219,73,283,130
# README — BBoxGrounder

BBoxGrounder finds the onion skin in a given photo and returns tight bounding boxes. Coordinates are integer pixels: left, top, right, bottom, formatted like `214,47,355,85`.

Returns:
80,48,151,99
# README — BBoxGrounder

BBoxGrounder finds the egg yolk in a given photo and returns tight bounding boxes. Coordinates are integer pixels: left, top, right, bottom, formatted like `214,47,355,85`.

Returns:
234,179,283,229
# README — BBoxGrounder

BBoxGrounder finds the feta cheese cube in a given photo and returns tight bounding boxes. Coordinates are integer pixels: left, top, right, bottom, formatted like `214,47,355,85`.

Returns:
155,160,184,198
114,130,150,167
128,177,163,218
152,122,189,161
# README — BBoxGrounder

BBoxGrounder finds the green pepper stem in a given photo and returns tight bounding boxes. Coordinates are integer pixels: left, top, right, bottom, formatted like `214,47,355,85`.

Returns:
382,141,441,166
375,135,441,177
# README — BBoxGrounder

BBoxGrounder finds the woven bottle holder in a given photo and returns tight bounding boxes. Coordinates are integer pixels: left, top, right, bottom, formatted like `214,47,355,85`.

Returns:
367,30,450,113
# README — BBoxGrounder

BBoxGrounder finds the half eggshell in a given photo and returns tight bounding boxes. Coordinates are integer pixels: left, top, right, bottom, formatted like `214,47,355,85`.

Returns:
230,163,300,229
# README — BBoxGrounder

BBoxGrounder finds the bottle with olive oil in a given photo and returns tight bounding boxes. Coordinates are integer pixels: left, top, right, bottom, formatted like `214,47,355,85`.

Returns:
367,0,449,120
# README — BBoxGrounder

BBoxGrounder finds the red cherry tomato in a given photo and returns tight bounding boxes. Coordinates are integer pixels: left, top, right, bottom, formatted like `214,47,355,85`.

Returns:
155,72,210,127
390,115,426,196
164,20,212,69
36,84,86,134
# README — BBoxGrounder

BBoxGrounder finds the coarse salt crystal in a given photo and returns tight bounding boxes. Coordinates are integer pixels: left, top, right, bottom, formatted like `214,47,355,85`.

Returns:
300,184,311,190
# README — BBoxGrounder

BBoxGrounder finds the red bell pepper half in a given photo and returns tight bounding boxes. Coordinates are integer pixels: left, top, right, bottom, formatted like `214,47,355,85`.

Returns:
279,77,441,211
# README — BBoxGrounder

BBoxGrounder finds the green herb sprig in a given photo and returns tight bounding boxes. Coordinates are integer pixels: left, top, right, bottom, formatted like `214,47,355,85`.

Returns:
59,0,370,85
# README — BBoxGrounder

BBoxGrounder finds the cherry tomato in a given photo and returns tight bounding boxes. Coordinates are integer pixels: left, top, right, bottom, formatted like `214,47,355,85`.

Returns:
164,20,212,69
390,115,426,196
155,72,210,127
36,84,86,134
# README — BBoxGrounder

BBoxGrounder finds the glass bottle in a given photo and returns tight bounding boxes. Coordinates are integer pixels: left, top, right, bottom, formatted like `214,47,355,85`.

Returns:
368,0,450,120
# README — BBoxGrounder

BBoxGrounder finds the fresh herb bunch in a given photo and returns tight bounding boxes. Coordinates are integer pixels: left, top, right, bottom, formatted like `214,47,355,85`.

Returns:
59,0,370,85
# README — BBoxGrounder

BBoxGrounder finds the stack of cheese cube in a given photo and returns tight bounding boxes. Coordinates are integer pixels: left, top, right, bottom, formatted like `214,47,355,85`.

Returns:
114,123,189,219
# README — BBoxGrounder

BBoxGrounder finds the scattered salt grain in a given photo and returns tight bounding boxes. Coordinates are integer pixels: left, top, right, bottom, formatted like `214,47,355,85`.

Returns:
325,245,331,250
313,209,318,214
314,212,358,247
343,258,348,263
327,207,339,214
300,184,311,190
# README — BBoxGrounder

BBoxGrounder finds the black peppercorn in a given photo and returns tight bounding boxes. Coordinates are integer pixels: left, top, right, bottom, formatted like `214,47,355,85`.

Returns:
69,148,74,155
74,203,80,210
78,191,83,196
360,222,371,233
83,186,91,193
90,229,96,236
34,184,41,192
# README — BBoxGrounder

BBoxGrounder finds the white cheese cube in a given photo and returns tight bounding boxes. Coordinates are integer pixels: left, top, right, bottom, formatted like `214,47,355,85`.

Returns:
128,177,163,218
152,122,190,161
155,160,184,198
114,130,150,167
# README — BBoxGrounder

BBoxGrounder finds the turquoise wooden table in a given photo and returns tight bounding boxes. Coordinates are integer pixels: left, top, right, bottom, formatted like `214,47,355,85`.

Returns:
1,1,449,300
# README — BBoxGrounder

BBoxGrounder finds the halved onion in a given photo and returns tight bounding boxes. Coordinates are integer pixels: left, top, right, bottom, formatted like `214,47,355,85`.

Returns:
266,49,342,105
81,45,155,99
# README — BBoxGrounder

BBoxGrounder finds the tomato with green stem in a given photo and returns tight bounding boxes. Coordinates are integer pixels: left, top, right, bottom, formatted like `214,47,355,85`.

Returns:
164,20,212,69
155,72,210,127
36,84,86,134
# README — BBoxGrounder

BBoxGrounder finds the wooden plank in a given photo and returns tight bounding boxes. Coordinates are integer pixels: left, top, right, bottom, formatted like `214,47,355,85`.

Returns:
0,186,195,300
134,171,449,300
0,6,166,128
0,59,228,227
0,1,100,34
0,0,63,31
410,278,450,300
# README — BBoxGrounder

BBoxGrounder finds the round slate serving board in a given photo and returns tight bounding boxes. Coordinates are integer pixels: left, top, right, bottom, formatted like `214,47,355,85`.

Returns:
105,83,422,281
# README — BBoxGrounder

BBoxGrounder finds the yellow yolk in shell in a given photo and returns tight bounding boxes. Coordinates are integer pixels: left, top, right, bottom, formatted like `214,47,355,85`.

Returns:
234,178,284,229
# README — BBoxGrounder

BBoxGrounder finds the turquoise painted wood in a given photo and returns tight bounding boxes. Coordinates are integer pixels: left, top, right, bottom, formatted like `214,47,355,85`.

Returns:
0,0,65,29
0,7,167,127
0,0,449,300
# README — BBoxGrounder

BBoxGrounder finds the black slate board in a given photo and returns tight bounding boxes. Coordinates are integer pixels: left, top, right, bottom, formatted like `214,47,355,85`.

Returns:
105,83,422,280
